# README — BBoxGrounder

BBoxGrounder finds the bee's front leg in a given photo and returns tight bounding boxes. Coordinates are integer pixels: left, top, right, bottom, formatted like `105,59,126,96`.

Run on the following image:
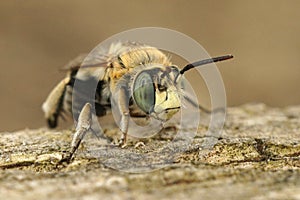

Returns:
62,103,92,162
117,87,129,148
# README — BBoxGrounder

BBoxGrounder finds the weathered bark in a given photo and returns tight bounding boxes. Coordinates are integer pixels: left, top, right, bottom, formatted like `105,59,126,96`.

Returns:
1,103,300,200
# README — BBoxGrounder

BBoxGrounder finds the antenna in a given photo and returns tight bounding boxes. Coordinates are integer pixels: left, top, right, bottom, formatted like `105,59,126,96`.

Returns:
179,54,233,75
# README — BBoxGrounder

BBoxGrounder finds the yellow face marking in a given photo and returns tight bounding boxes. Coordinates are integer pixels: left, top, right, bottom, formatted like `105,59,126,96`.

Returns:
153,85,181,121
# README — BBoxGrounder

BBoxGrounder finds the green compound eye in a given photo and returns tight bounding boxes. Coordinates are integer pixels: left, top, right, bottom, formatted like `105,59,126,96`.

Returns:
133,72,155,114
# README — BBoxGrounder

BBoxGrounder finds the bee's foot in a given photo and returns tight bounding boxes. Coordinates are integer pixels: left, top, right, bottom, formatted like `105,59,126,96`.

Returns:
134,142,145,148
117,138,127,148
117,132,127,148
118,141,127,148
59,152,73,164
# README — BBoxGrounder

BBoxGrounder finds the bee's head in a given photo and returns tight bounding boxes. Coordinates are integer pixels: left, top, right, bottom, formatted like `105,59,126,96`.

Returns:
131,54,234,121
132,65,181,121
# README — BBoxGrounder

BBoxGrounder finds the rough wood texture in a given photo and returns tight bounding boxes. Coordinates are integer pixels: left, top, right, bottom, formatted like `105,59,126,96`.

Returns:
1,103,300,200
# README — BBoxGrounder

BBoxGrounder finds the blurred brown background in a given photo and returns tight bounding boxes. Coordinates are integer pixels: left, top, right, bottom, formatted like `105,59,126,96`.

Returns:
1,0,300,131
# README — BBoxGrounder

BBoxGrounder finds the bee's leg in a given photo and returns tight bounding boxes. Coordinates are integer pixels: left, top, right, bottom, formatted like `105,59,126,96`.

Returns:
117,87,129,148
63,103,92,162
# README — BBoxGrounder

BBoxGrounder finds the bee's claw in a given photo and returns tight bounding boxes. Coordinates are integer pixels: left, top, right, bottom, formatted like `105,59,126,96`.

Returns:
134,142,145,148
117,130,128,148
59,152,73,164
118,138,127,148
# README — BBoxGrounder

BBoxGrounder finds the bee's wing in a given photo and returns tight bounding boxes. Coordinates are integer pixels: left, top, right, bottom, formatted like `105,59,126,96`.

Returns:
60,53,88,71
60,53,109,72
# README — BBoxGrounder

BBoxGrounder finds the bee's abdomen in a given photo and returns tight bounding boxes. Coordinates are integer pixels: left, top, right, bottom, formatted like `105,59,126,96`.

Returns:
42,77,70,128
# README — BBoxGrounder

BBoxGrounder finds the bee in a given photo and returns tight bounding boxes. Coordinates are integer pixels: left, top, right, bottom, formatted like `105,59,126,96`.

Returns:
42,42,233,161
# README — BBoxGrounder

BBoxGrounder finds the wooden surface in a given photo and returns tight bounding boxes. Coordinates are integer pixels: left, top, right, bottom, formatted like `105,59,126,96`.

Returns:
1,103,300,200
